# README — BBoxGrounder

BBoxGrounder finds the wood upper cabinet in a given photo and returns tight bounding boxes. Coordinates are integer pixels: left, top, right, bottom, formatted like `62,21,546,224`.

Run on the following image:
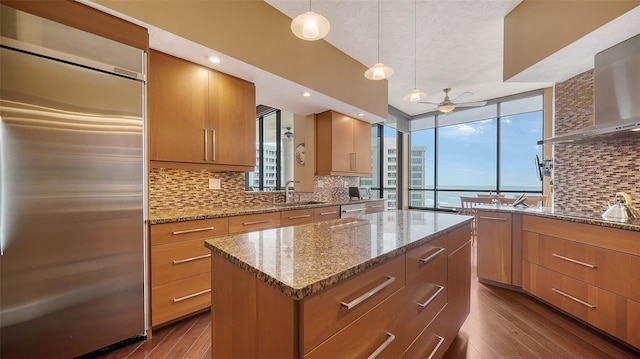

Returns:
149,50,255,170
315,110,372,176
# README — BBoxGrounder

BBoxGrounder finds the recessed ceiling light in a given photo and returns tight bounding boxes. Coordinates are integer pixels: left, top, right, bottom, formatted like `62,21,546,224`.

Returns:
208,56,221,64
357,113,364,117
302,92,311,97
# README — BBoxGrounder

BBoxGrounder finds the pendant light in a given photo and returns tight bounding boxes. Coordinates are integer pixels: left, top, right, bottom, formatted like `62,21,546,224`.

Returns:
364,0,393,80
291,0,330,41
404,0,426,102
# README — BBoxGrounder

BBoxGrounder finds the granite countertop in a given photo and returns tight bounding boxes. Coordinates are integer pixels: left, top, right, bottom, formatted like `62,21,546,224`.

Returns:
476,204,640,232
149,198,383,224
204,210,472,300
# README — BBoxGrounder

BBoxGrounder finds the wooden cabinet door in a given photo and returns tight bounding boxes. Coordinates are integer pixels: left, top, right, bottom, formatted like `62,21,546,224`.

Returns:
448,241,471,333
330,111,354,173
353,118,372,174
476,212,512,284
149,50,208,163
208,71,256,167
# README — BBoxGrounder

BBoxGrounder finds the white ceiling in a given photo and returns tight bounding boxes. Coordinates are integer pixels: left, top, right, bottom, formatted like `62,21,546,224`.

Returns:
84,0,640,123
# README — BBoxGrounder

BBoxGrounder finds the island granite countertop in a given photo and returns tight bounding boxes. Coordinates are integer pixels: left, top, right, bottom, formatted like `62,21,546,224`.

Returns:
204,209,472,300
476,204,640,232
149,198,382,224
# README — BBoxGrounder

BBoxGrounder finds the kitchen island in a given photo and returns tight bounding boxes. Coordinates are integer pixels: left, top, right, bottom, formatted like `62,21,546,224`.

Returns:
204,210,472,358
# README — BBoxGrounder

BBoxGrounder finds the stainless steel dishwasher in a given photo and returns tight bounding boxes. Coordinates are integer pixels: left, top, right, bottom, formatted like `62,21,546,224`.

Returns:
340,203,367,218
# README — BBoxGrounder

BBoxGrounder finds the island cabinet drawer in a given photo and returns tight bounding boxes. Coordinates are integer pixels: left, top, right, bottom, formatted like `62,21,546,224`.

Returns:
228,212,281,234
406,237,447,286
522,262,639,346
313,206,340,221
448,224,471,254
301,255,406,354
365,200,386,214
151,218,228,245
304,288,407,359
151,238,211,286
151,272,211,326
523,231,640,302
280,208,315,226
405,305,449,359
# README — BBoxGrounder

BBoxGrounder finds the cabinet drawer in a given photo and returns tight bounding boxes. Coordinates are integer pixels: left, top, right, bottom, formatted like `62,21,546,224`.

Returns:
304,289,406,359
448,223,472,254
151,272,211,326
151,238,211,286
228,212,281,234
406,237,447,286
522,262,636,344
524,232,640,301
365,200,385,214
301,255,406,353
405,306,448,359
404,239,447,342
313,206,340,221
280,208,314,226
151,217,228,245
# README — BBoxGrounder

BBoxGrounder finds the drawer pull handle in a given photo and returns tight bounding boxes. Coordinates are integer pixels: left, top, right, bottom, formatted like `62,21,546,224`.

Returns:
552,254,597,269
340,276,395,310
370,205,383,208
172,253,211,264
551,288,597,308
203,128,208,161
478,216,508,221
419,247,445,264
366,332,395,359
342,208,365,213
243,219,271,226
288,214,311,219
418,285,445,308
172,226,215,235
319,211,337,215
173,289,211,303
427,335,445,359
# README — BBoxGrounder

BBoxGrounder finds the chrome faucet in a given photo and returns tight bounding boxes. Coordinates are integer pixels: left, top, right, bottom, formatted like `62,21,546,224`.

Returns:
284,180,300,204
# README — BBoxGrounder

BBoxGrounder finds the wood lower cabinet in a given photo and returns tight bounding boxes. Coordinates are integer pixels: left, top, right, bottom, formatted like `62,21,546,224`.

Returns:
281,208,315,227
315,110,372,176
366,199,386,214
228,212,281,234
150,217,228,327
476,211,513,284
522,215,640,350
313,205,340,221
149,50,255,171
209,222,472,358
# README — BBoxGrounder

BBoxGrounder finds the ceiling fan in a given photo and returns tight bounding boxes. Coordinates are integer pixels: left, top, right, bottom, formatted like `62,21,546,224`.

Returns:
419,88,487,113
283,127,293,139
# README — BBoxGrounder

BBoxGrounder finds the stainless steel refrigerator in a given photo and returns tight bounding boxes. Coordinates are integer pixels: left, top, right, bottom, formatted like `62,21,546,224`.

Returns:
0,5,146,358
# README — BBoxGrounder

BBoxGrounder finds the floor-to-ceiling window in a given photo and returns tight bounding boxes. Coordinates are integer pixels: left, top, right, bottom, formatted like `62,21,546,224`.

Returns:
409,91,543,209
246,108,294,191
360,124,397,209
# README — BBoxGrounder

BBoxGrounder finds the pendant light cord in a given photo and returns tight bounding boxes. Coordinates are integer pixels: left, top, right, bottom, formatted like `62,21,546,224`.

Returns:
377,0,380,62
413,0,417,88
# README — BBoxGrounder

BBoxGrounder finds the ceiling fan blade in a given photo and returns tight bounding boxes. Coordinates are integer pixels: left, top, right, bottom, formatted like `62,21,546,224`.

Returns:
451,91,473,102
455,101,488,108
417,101,440,105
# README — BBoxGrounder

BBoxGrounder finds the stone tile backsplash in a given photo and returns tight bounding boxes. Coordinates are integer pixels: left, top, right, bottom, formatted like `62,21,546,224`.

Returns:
149,168,359,212
553,70,640,215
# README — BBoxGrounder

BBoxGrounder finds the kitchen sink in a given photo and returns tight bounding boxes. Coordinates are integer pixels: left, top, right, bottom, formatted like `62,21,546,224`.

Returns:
274,201,327,207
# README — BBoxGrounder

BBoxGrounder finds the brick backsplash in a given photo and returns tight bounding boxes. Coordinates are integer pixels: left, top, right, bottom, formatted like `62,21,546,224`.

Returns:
553,70,640,215
149,168,359,212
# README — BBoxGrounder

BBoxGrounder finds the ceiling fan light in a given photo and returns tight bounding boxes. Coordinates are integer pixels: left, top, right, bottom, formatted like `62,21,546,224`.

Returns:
291,11,330,41
404,88,427,102
364,62,393,80
438,104,456,113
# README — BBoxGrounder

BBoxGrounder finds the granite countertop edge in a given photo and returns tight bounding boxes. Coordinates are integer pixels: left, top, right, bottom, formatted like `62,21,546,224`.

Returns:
150,199,384,224
476,206,640,232
204,218,472,300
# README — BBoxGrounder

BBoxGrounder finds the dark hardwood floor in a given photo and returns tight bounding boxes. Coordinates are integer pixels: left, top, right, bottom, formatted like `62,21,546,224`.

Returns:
91,244,638,359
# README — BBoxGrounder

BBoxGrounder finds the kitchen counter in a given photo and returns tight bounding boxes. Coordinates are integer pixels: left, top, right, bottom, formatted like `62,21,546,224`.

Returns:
204,209,472,300
476,204,640,232
149,198,381,224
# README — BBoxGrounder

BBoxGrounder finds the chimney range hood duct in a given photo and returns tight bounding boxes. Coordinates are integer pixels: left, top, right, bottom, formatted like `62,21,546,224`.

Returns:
539,34,640,145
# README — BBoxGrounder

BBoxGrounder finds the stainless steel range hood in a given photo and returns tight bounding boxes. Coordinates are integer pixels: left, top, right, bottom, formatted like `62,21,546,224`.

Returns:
539,34,640,145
